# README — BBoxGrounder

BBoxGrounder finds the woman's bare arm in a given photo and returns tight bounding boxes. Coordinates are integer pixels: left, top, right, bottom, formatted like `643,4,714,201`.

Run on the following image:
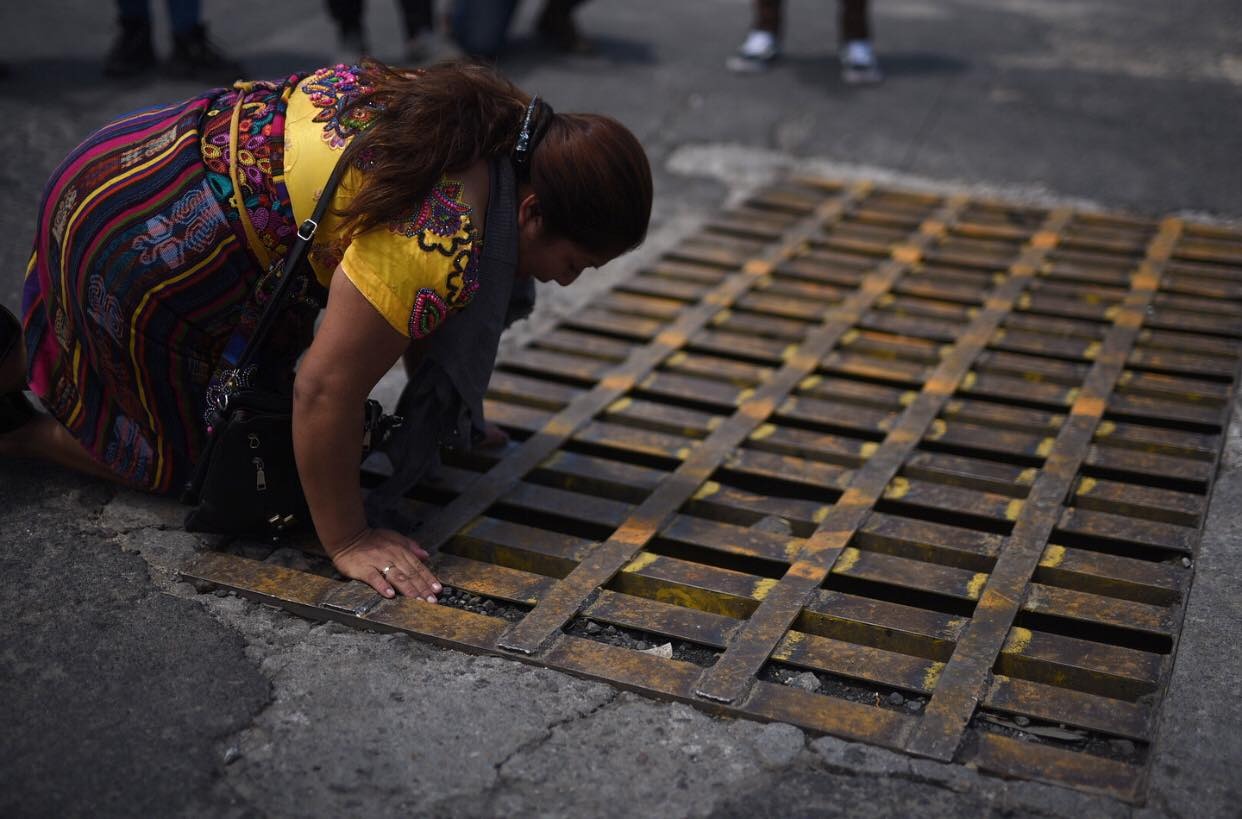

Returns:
293,269,441,601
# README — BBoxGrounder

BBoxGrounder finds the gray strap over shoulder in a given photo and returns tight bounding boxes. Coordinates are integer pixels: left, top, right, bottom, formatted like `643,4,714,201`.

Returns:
364,157,534,527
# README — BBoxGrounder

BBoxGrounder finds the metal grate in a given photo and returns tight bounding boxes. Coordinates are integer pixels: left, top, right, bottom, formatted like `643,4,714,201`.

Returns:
184,177,1242,803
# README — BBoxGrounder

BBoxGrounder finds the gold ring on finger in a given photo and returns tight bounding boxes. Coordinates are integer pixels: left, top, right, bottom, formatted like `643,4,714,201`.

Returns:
381,564,394,576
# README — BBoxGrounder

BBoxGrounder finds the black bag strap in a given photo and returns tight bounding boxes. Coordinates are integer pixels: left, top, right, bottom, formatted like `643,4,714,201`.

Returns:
182,157,352,506
235,156,353,374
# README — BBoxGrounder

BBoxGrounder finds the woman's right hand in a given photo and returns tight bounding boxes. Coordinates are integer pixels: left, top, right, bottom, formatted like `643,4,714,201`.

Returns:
329,527,442,602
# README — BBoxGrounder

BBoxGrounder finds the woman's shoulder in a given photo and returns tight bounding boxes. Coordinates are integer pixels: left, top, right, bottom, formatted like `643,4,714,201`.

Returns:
340,173,485,339
286,64,380,146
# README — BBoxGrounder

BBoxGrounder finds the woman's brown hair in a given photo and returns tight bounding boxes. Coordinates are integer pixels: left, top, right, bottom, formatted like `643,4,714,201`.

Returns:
337,60,651,256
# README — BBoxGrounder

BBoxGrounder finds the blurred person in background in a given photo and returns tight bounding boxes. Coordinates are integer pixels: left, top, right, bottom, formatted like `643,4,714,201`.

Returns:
104,0,242,79
728,0,882,84
326,0,448,64
450,0,592,61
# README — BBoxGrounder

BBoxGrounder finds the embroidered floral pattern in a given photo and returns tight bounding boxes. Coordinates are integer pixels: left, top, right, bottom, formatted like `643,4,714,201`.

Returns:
386,179,482,338
446,239,482,310
388,182,470,239
409,288,450,339
300,64,380,149
202,81,298,263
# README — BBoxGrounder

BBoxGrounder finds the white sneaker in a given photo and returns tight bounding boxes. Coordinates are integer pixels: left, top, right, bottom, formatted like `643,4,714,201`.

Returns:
841,39,883,84
727,30,779,73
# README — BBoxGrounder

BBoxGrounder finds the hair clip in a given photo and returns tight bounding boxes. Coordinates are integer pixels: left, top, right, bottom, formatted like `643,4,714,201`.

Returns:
514,95,541,168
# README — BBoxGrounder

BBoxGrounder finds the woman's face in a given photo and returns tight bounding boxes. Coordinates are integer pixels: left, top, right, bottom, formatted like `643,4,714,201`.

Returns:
518,231,610,286
515,190,614,286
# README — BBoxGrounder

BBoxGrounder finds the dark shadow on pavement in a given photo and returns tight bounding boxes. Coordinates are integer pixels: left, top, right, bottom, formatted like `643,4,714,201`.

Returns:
0,52,329,99
497,32,657,72
784,49,969,90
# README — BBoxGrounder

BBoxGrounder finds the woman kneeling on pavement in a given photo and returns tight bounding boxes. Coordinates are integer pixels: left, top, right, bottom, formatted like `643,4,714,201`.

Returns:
0,59,652,601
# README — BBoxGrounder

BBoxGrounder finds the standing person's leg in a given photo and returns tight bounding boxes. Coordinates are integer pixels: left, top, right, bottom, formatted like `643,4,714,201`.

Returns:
839,0,882,84
398,0,435,61
536,0,591,54
165,0,243,79
328,0,369,60
399,0,434,36
727,0,782,73
449,0,518,61
104,0,156,77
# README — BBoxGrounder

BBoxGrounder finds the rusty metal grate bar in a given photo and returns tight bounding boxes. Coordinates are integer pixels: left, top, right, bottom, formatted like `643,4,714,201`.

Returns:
183,177,1242,804
907,218,1183,762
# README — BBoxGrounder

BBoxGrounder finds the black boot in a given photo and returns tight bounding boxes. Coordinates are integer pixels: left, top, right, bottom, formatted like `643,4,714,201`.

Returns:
537,0,592,54
0,305,34,435
167,23,242,81
103,16,156,77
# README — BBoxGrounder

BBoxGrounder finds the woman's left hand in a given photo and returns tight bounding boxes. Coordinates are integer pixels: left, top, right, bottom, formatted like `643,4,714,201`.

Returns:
329,527,441,602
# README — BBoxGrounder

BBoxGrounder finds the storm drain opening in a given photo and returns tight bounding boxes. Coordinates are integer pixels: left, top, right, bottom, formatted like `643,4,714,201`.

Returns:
183,176,1242,805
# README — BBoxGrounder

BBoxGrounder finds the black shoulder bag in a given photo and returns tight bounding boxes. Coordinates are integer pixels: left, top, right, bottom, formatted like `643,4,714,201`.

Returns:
181,158,396,538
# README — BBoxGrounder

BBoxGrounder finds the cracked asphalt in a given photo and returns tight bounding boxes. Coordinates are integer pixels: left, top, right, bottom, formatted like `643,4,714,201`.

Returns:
2,1,1241,816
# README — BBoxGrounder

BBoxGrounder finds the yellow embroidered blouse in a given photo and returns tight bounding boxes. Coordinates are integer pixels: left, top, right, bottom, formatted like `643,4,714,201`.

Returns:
282,68,481,339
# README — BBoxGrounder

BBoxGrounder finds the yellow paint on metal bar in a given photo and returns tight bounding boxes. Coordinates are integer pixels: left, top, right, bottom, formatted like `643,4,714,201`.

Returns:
752,577,779,600
900,391,918,406
601,373,634,391
960,372,977,390
1076,477,1098,496
656,329,688,348
966,572,989,601
1072,396,1106,418
1002,626,1034,655
735,388,755,405
544,418,577,438
1017,468,1038,485
693,481,721,500
1005,499,1024,521
884,477,911,500
891,244,922,264
835,547,862,573
923,661,946,691
800,374,822,390
675,447,692,460
1036,437,1055,458
1029,230,1059,249
785,351,820,370
812,506,833,524
666,351,687,367
743,259,774,276
608,397,633,413
860,442,880,459
750,423,777,441
740,398,776,420
840,329,860,344
622,551,659,573
1039,544,1066,568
